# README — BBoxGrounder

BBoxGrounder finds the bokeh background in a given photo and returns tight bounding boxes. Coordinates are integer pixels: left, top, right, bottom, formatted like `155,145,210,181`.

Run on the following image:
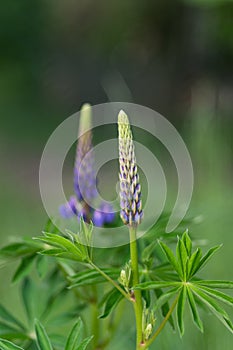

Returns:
0,0,233,349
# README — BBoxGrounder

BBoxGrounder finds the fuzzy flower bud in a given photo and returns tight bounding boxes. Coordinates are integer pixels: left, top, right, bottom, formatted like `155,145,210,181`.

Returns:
118,110,143,226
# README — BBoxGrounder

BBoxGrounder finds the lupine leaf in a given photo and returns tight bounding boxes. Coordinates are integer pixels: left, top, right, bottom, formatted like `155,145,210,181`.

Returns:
76,336,93,350
68,268,120,288
22,278,34,324
44,218,61,234
38,233,83,256
153,287,181,311
154,287,180,330
194,245,222,275
194,285,233,306
182,231,192,256
159,242,182,278
39,248,64,256
192,287,233,333
65,318,83,350
195,280,233,289
12,255,35,283
36,255,49,278
187,286,203,332
176,238,187,280
142,241,158,263
177,286,187,336
0,242,40,258
41,250,82,262
135,281,180,290
0,322,28,339
35,319,53,350
0,339,25,350
58,261,75,276
99,288,123,319
0,304,25,330
187,248,202,279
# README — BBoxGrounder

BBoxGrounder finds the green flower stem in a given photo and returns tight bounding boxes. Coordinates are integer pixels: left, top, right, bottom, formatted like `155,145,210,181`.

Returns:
129,226,143,349
142,296,178,349
89,262,131,301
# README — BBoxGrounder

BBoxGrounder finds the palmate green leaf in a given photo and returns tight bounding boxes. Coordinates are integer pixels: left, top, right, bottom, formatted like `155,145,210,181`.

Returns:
186,287,203,332
134,281,180,290
22,278,34,324
0,322,28,339
194,285,233,306
153,287,181,311
12,255,35,283
76,336,93,350
40,249,82,262
35,233,88,262
59,314,93,349
36,255,49,278
65,318,83,350
182,230,192,257
0,338,25,350
177,286,187,336
68,268,120,288
0,242,40,259
195,280,233,289
142,241,158,263
192,245,222,276
99,288,123,319
35,319,53,350
153,287,180,330
192,286,233,333
187,248,202,279
0,304,25,331
44,218,61,235
38,233,83,255
176,237,188,280
159,242,182,278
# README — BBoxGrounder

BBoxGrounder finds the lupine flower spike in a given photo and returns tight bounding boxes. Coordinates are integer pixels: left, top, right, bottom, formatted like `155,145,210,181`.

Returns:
118,110,143,226
59,104,115,226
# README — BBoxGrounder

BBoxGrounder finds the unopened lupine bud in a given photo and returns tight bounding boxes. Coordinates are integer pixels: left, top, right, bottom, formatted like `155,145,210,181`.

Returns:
144,323,152,340
118,110,143,226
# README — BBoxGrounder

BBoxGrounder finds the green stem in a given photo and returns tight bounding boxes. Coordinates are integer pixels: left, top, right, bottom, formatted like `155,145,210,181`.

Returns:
89,262,131,301
129,226,143,350
142,296,178,349
91,286,99,350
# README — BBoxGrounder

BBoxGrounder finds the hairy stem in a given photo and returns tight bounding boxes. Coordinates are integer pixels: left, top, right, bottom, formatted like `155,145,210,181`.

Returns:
129,226,143,350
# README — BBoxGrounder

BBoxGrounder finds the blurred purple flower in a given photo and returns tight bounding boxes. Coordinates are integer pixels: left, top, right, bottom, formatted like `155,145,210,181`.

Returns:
60,104,115,227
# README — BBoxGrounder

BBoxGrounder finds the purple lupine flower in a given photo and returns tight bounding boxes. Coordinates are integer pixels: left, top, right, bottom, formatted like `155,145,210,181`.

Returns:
92,202,115,227
59,195,78,218
60,104,115,227
118,110,143,226
74,104,97,202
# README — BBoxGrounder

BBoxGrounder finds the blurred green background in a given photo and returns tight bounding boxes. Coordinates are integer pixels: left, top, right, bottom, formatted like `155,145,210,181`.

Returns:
0,0,233,349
